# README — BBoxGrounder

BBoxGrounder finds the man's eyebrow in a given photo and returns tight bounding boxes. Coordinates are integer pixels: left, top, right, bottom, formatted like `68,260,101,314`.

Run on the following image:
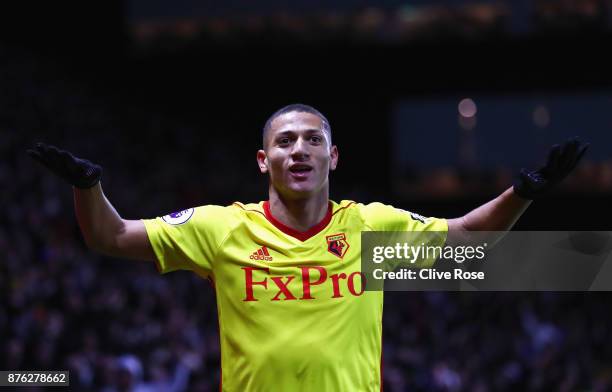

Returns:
299,129,325,136
275,128,323,135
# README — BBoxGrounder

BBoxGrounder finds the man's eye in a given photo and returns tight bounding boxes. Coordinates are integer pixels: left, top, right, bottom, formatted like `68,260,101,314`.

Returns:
278,138,290,145
311,136,322,143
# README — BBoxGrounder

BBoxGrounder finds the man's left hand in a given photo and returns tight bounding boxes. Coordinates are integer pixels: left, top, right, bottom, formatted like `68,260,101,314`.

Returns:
513,137,589,200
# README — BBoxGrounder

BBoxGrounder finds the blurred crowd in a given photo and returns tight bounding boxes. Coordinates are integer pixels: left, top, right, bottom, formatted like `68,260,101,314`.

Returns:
132,0,610,49
2,45,612,391
383,291,612,391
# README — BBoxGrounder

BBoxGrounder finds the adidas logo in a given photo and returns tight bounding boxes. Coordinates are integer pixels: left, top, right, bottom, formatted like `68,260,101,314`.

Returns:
249,246,273,261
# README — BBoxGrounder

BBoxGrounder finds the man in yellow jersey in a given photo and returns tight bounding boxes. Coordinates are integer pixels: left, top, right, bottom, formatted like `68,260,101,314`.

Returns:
28,104,588,391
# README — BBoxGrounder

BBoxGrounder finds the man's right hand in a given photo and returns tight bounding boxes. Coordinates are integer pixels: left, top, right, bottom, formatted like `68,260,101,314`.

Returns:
27,143,103,189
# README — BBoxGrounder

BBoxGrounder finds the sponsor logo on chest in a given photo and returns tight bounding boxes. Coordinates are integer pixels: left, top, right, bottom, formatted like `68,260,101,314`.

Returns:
242,233,363,301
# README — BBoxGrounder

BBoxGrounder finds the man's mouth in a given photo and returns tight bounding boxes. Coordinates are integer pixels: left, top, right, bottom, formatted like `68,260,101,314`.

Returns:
289,164,313,178
289,165,313,173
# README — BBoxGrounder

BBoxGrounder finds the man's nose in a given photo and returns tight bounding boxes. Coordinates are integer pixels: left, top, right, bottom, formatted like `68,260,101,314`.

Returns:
291,137,310,160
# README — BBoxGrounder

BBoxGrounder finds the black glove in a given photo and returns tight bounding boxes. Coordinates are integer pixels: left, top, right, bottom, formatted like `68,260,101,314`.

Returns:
27,142,103,189
513,137,589,200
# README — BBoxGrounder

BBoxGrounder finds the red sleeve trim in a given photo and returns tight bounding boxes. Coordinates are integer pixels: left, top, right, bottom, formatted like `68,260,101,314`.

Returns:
232,202,266,217
332,201,355,216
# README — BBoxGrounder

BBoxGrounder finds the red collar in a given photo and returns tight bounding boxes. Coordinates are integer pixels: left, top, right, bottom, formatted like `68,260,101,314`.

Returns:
263,201,333,241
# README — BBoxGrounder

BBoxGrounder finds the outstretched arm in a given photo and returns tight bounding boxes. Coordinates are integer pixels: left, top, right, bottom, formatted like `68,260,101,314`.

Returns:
28,143,155,261
73,183,155,260
447,137,589,246
447,187,530,246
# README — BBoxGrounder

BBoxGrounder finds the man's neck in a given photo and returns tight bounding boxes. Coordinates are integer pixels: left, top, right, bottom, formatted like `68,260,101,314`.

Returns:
268,190,329,232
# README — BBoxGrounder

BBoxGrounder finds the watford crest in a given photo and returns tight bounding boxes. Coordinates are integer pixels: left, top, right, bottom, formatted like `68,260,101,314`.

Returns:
326,233,349,259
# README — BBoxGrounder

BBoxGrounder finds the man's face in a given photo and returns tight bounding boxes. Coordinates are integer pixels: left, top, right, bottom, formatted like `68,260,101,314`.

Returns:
257,111,338,199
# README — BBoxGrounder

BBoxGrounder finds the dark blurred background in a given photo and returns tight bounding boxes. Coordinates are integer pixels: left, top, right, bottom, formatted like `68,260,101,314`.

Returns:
1,0,612,391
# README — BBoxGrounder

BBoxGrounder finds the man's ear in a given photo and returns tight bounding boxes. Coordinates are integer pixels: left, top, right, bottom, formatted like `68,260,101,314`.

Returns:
257,150,268,173
330,145,339,171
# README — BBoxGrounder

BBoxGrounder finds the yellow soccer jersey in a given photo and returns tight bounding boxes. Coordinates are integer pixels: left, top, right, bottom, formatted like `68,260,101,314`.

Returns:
142,200,447,392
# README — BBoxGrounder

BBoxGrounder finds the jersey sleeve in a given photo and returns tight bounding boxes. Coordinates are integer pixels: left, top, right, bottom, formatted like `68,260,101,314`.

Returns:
360,202,448,268
360,202,447,232
141,205,234,277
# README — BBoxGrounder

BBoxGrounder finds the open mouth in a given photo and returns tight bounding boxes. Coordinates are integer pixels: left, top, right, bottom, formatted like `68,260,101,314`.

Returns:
289,164,313,173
